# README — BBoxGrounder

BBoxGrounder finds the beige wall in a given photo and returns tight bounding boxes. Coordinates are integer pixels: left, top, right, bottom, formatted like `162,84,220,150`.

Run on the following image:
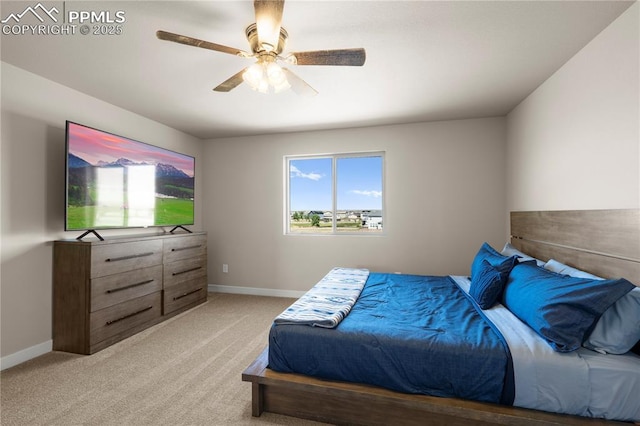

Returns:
203,118,507,294
506,3,640,211
0,63,204,364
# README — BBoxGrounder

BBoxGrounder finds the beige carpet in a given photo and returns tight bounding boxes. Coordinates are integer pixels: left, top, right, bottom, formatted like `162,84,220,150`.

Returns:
0,293,326,425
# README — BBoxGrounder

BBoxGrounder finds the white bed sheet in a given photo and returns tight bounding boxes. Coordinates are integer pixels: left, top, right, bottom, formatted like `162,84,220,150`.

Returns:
578,347,640,421
451,275,640,422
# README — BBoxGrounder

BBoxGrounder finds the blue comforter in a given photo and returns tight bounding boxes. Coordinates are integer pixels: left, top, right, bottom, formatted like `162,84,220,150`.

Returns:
269,273,515,404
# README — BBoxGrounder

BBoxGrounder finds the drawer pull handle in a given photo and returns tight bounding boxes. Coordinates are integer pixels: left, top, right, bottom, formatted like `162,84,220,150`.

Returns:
105,306,153,326
171,244,202,252
106,252,154,262
106,279,155,294
172,266,202,276
173,288,203,301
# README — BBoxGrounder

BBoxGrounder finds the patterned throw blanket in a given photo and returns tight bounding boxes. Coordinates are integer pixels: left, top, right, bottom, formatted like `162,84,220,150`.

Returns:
274,267,370,328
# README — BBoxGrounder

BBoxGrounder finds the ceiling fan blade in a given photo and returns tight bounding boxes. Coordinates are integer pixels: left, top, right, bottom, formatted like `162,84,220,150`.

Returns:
282,68,318,97
213,69,247,92
288,48,366,66
254,0,284,51
156,30,246,57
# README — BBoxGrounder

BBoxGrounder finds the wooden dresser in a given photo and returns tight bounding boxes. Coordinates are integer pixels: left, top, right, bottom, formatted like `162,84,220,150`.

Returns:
53,232,207,354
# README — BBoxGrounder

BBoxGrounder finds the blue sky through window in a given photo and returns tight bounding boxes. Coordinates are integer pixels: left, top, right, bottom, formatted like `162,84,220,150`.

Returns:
289,155,383,211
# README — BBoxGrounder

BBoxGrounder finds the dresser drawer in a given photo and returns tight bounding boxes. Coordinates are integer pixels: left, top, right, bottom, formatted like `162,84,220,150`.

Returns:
91,240,163,278
90,292,162,346
164,278,207,315
91,265,163,312
164,256,207,288
163,234,207,264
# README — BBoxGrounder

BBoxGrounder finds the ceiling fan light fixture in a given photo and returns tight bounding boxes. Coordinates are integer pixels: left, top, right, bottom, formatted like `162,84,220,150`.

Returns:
266,62,291,93
242,62,264,91
242,58,290,94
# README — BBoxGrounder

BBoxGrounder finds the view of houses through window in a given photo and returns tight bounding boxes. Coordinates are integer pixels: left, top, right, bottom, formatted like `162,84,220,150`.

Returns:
286,153,384,234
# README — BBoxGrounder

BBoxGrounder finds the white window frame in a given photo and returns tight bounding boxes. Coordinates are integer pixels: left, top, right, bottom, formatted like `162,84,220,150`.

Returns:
284,151,385,236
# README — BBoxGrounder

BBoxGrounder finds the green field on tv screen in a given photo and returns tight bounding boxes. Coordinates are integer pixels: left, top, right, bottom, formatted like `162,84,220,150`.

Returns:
66,197,194,230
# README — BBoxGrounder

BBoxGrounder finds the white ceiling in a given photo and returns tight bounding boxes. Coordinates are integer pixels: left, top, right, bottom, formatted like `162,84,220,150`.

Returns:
1,1,635,139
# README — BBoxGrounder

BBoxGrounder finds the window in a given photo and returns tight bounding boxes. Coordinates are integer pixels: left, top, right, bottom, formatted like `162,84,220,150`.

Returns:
285,152,384,234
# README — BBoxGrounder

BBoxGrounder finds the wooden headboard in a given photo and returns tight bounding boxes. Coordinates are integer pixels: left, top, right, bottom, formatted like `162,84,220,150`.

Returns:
510,209,640,286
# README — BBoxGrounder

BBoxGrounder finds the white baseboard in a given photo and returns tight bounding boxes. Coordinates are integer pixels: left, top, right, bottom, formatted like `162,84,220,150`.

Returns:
208,284,305,299
1,340,52,371
2,287,302,371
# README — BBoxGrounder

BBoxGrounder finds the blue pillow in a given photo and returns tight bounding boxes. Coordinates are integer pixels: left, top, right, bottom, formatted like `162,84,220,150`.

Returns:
470,260,509,309
502,262,635,352
470,242,518,280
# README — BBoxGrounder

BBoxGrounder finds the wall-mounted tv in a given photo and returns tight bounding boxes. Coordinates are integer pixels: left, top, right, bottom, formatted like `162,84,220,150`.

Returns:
65,121,195,235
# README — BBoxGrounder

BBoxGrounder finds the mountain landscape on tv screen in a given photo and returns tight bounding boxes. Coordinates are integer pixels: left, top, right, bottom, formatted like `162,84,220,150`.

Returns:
67,153,194,229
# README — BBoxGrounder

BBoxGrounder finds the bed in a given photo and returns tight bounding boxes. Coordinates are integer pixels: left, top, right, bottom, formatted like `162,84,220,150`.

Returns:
242,209,640,425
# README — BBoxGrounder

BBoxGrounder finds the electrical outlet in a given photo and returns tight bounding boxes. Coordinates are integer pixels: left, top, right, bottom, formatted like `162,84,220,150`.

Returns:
222,264,228,273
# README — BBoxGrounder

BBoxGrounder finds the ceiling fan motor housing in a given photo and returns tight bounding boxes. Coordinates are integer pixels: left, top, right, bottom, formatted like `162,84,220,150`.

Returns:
245,23,288,54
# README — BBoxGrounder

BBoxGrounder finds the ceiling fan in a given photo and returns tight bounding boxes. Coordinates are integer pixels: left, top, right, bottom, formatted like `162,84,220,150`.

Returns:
156,0,366,96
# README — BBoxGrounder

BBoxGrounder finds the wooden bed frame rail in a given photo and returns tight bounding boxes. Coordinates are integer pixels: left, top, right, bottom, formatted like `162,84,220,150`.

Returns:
243,209,640,425
243,347,630,425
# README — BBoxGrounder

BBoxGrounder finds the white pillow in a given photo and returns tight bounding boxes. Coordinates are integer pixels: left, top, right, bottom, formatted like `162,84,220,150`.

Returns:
583,287,640,354
544,259,603,280
501,243,545,267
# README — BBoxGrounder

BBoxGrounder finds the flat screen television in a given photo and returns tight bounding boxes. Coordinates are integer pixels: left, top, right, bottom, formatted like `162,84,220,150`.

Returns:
65,121,195,237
